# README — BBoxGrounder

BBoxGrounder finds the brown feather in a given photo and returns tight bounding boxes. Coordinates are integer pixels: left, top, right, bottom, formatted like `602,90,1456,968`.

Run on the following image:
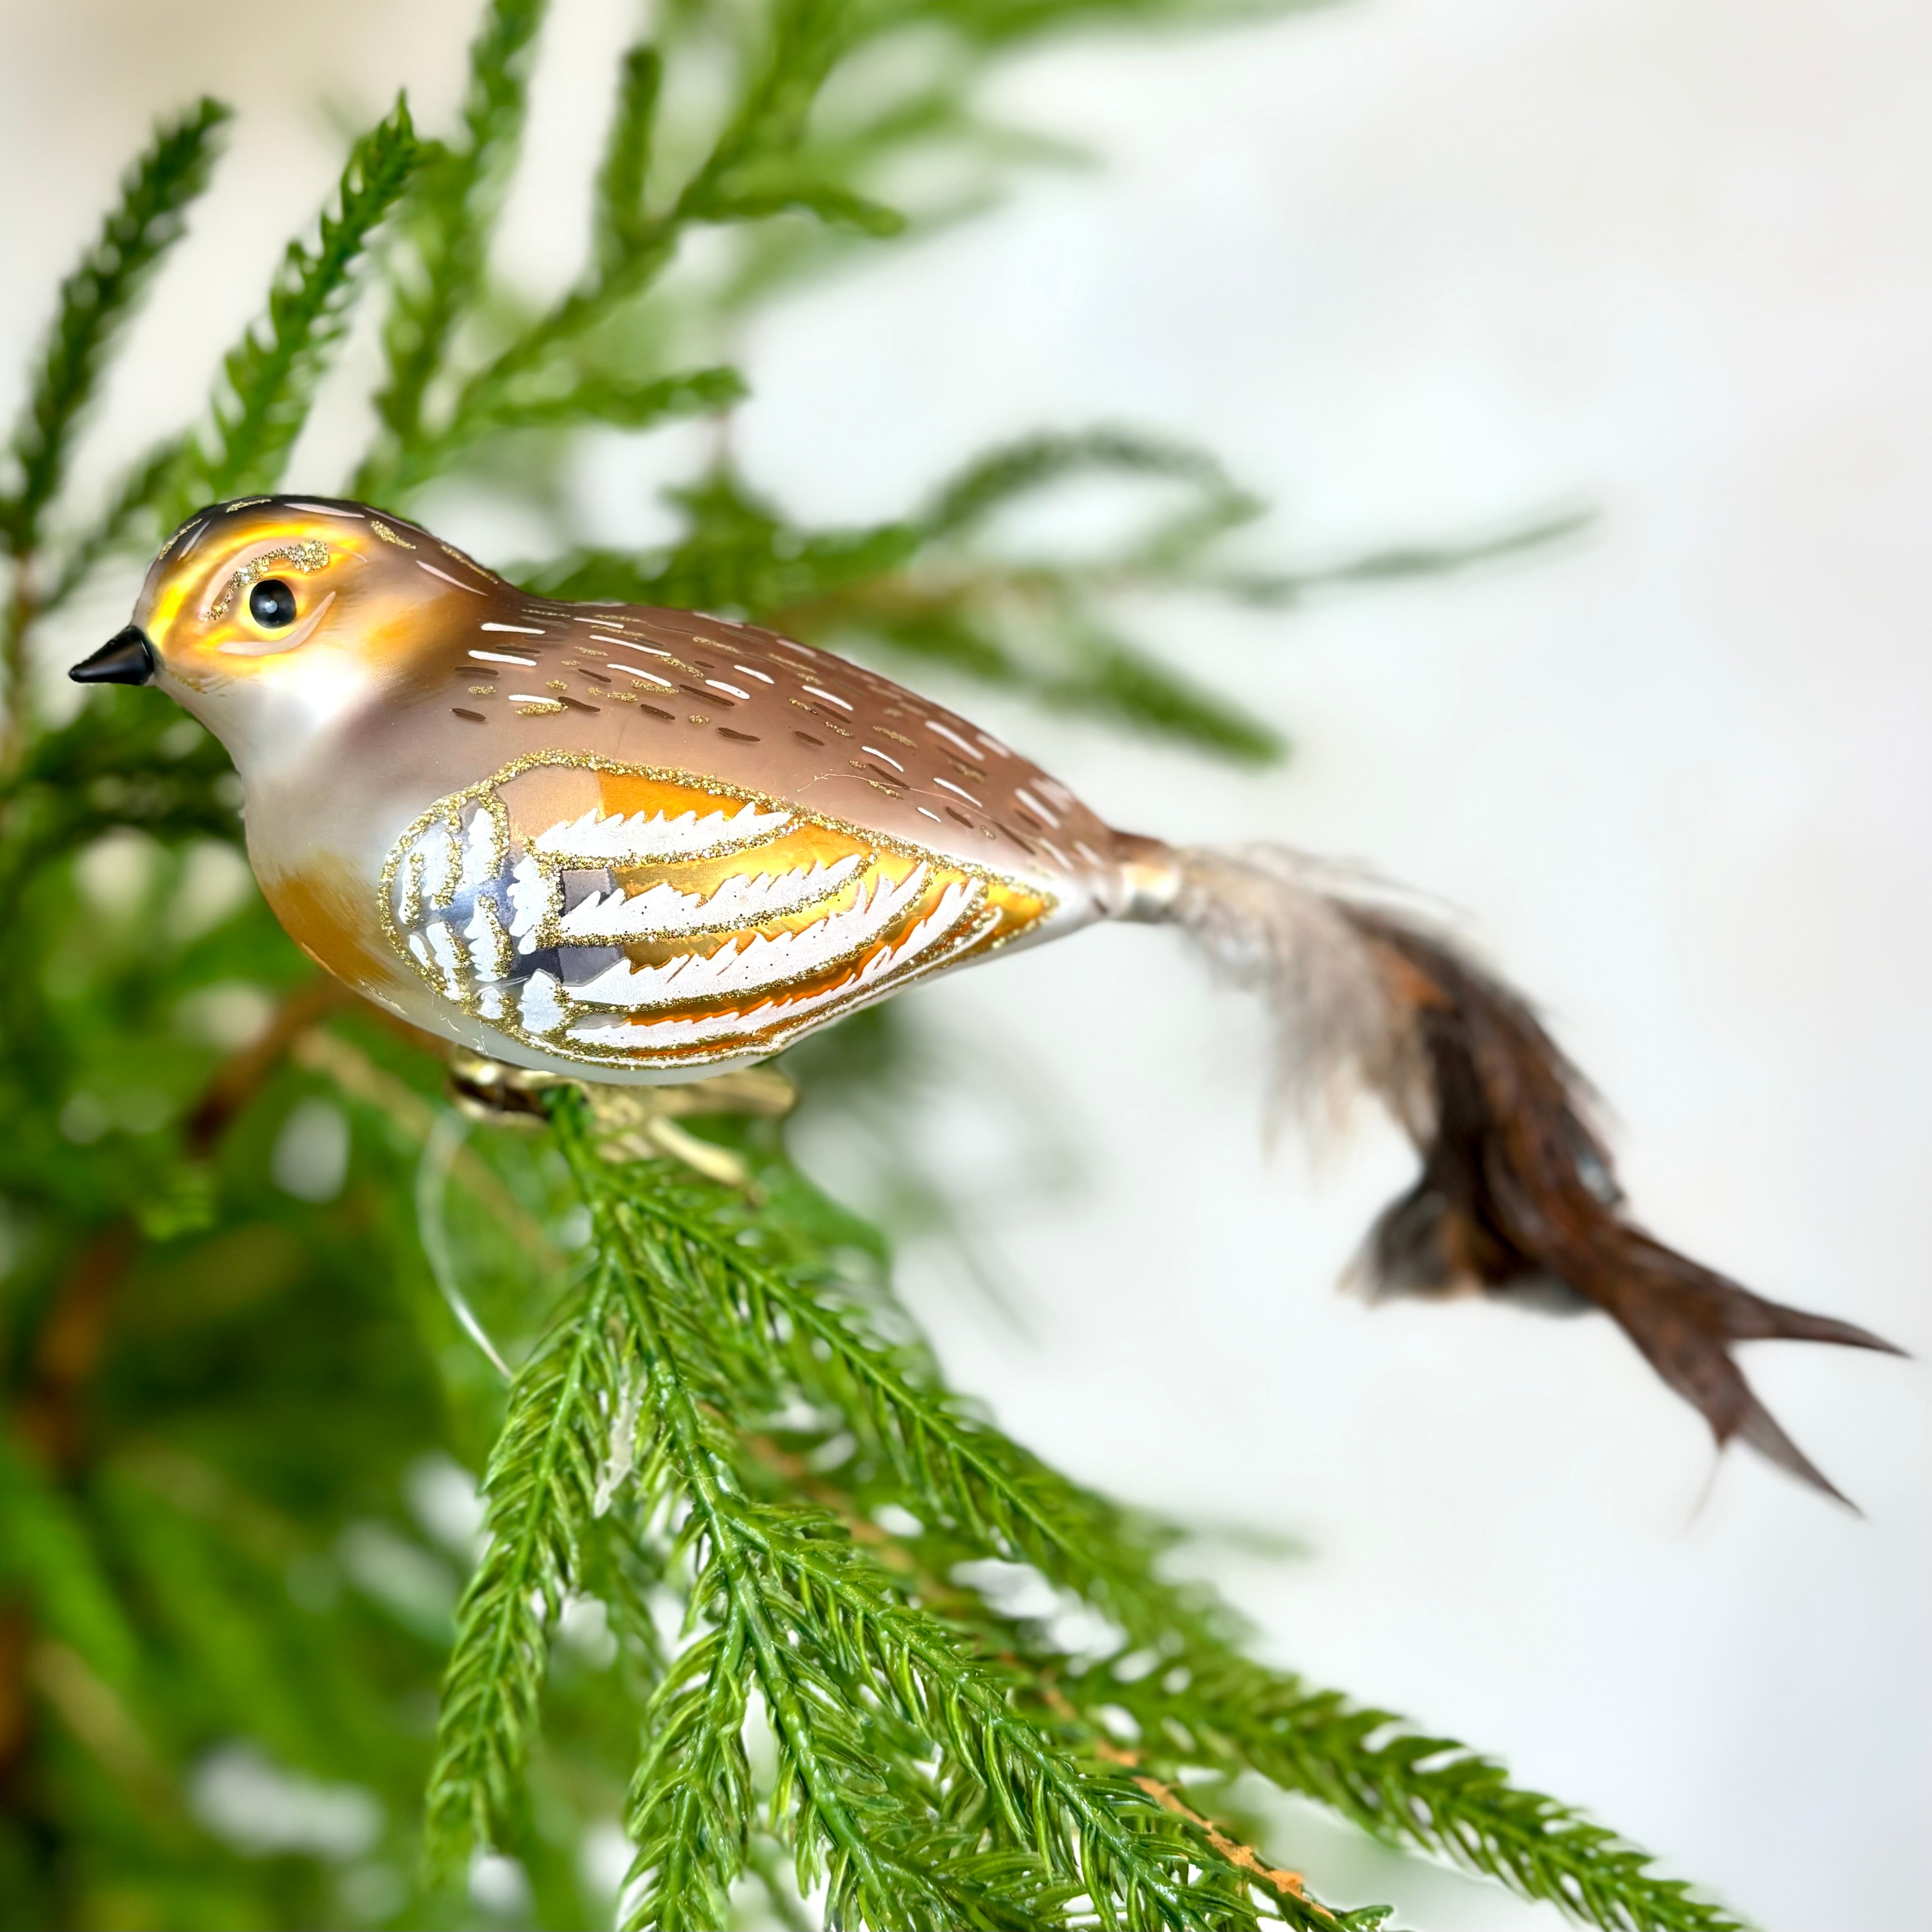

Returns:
1344,909,1903,1506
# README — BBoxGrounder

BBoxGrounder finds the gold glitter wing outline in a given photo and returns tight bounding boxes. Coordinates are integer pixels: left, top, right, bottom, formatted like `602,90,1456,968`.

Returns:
376,750,1057,1070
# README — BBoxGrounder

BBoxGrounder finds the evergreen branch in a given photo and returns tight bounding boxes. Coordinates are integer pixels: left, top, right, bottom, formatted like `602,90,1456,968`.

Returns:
589,1151,1740,1932
674,1505,973,1931
1081,1657,1743,1932
423,1265,626,1874
672,0,869,223
1038,620,1283,762
373,0,896,500
595,45,663,276
41,438,192,614
922,428,1255,542
373,0,549,449
712,1493,1366,1932
700,167,906,237
380,366,746,499
2,98,228,556
560,1106,1358,1932
623,1615,754,1931
0,1432,139,1691
190,98,419,506
581,1182,993,1929
1218,508,1595,606
583,1161,1220,1639
677,1491,1274,1932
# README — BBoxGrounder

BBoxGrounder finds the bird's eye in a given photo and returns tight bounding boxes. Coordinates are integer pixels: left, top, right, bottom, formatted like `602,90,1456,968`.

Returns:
249,579,298,628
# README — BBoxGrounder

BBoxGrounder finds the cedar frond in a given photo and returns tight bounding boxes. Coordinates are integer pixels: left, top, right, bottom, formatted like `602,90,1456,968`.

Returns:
1078,1649,1746,1932
560,1101,1368,1932
381,366,747,498
41,437,191,613
190,98,419,505
2,99,227,555
565,1120,1740,1932
0,1432,139,1691
595,45,664,275
422,1266,628,1875
372,0,549,451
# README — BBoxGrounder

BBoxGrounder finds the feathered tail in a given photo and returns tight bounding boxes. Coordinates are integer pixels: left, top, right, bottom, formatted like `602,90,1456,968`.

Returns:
1156,843,1902,1505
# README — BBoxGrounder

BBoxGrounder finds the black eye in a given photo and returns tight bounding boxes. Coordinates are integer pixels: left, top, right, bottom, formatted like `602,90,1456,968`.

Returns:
249,579,298,628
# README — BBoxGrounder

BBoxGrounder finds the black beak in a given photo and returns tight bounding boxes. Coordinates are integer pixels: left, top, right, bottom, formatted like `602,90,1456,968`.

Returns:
71,626,157,686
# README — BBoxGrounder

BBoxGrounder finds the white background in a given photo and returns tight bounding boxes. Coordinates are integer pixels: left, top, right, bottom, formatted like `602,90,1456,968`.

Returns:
3,2,1926,1926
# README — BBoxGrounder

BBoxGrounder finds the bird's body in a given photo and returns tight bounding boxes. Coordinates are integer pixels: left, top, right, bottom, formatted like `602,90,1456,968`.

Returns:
121,496,1168,1080
79,494,1901,1499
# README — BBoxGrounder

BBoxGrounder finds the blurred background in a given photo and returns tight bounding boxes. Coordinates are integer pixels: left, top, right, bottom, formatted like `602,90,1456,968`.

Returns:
3,0,1927,1926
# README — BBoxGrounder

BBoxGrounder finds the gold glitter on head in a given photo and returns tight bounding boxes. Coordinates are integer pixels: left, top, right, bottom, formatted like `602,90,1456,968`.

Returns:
203,540,330,621
370,519,416,549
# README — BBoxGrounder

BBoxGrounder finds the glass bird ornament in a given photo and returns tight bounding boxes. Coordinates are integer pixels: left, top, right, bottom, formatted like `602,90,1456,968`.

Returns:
75,495,1900,1500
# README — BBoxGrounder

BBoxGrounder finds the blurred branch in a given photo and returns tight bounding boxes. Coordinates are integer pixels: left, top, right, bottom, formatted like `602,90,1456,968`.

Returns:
14,1224,138,1475
182,978,355,1156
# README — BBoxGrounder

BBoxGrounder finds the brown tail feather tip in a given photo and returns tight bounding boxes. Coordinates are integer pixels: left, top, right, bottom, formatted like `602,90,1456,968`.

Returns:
1345,909,1905,1506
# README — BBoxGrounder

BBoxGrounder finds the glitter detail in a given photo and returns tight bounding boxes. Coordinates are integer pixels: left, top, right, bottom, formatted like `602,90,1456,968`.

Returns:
202,540,329,622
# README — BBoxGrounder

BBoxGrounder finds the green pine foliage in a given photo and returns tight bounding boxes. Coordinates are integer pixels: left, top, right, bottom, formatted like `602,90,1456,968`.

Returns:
1,99,230,559
185,98,423,510
373,0,550,455
0,3,1715,1929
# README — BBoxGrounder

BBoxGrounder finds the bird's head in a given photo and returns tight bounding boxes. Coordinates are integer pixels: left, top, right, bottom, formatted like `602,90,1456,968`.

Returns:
72,496,495,768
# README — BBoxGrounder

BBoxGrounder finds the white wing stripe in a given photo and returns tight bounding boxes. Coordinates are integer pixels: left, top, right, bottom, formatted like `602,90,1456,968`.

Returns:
531,801,791,862
569,878,982,1047
557,854,863,940
570,864,932,1008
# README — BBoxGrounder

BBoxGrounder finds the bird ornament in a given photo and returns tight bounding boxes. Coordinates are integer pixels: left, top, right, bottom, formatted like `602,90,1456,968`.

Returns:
74,494,1900,1500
